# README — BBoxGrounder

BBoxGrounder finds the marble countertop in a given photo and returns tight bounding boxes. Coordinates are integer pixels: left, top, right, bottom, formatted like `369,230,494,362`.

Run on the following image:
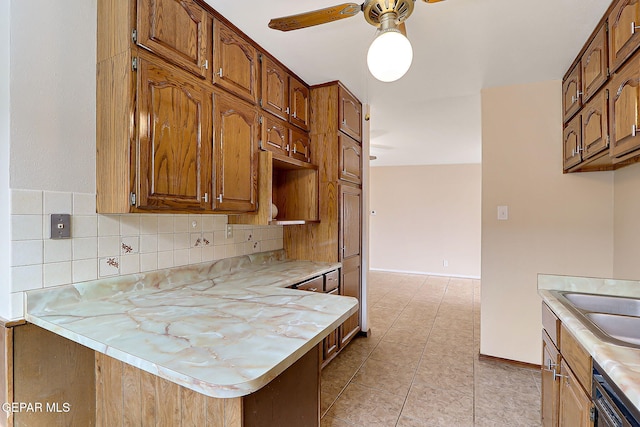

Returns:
25,251,357,399
538,274,640,415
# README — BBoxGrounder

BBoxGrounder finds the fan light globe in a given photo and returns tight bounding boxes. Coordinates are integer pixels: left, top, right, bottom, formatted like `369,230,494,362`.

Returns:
367,30,413,82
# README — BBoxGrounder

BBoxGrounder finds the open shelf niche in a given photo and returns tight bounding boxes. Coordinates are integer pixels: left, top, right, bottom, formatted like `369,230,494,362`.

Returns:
229,151,319,226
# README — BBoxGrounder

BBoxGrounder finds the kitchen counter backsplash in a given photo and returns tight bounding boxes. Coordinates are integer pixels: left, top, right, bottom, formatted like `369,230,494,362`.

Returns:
9,189,284,319
538,274,640,297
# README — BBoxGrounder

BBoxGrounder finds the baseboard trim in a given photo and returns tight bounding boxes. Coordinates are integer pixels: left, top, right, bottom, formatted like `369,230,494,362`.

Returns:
478,353,541,370
369,268,480,280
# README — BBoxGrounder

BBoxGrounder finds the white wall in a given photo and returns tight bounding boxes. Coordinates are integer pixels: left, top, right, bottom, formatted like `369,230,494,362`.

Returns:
370,164,481,278
481,80,614,364
613,163,640,279
10,0,96,193
1,0,11,320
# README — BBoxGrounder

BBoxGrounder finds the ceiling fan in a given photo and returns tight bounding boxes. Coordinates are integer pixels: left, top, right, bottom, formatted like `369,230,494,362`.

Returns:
268,0,446,82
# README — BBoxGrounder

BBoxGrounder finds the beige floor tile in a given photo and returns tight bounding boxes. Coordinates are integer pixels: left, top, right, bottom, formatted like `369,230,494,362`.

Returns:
326,382,405,426
352,356,416,396
320,272,541,427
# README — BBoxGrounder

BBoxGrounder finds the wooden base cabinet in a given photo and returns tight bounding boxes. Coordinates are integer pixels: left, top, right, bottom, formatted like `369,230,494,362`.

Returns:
541,303,594,427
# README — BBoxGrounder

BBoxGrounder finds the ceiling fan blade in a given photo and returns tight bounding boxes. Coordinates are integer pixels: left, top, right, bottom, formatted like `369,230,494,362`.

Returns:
268,3,361,32
398,22,407,37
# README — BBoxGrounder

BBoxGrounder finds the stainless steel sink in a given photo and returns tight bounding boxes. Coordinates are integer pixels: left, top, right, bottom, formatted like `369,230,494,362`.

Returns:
563,292,640,317
553,291,640,349
585,313,640,346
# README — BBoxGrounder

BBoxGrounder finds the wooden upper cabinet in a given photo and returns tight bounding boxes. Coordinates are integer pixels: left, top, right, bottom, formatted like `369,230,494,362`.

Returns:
212,91,259,212
338,85,362,141
581,25,608,103
213,19,258,104
339,134,362,185
608,0,640,73
136,0,211,79
563,114,582,171
262,113,289,158
581,89,609,160
609,51,640,158
563,63,582,123
290,77,310,131
290,127,311,163
261,55,289,121
136,53,212,211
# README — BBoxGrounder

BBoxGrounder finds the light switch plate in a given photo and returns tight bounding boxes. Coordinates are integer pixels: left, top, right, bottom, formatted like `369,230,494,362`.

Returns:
51,214,71,239
497,206,509,221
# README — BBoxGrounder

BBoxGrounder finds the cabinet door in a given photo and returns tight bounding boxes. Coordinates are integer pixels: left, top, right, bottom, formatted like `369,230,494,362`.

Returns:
338,86,362,141
608,0,640,73
261,55,289,121
137,0,211,79
213,19,258,104
581,89,609,160
582,25,608,102
261,114,289,158
563,64,582,123
289,127,311,163
609,54,640,158
136,54,211,211
296,275,323,292
339,134,362,185
563,115,582,171
289,77,310,131
212,91,259,212
558,361,593,427
339,185,361,347
542,331,561,427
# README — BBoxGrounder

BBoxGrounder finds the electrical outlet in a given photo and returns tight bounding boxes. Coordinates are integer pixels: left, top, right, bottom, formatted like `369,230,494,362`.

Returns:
443,260,449,267
226,224,233,239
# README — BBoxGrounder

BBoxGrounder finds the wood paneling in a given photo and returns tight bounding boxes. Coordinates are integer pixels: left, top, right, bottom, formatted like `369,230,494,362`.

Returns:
96,352,244,427
542,303,560,348
261,113,289,158
609,50,640,158
272,166,319,222
338,85,362,141
0,321,12,427
289,77,310,131
558,360,593,427
289,127,311,163
13,324,95,427
338,133,362,185
228,151,273,225
563,114,582,171
581,88,609,160
261,55,289,121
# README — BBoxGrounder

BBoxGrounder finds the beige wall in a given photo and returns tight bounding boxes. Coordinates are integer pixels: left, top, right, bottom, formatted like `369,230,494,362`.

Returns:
481,80,614,364
370,164,481,278
613,162,640,279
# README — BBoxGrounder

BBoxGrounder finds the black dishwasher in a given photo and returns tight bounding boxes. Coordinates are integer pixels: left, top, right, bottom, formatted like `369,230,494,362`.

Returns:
593,362,640,427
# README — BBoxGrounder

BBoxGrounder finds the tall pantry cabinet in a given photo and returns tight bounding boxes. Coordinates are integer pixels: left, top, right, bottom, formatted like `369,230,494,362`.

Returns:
285,82,364,365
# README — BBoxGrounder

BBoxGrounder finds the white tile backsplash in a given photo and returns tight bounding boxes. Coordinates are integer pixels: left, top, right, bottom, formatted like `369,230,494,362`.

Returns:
44,261,72,287
44,191,72,215
11,190,42,215
12,215,43,240
9,190,284,319
11,240,43,266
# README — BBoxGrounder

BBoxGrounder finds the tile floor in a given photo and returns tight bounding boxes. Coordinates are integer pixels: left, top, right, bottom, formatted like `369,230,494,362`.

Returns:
320,271,541,427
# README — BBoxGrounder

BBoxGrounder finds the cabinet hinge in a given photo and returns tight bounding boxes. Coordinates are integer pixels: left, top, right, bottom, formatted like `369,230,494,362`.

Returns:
259,98,263,107
132,57,138,71
259,116,263,125
259,139,263,150
606,135,610,147
258,53,263,63
130,192,136,206
590,406,595,422
132,29,137,44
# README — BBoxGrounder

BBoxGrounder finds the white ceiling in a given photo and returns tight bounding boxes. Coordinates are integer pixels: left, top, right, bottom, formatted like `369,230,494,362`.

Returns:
204,0,612,166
